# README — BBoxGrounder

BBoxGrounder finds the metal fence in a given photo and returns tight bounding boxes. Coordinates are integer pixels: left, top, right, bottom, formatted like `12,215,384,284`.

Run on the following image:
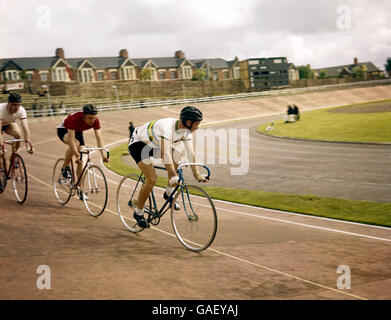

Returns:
25,78,391,118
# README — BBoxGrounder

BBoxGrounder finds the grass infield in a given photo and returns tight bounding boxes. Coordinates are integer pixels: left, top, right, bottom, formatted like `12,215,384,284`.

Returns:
257,99,391,143
105,143,391,228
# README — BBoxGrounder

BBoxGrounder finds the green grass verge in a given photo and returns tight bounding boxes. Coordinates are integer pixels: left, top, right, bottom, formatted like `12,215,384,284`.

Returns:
105,143,391,227
257,99,391,143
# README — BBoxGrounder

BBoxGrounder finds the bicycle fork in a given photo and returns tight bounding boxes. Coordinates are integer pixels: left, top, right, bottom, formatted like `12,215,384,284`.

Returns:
181,185,199,222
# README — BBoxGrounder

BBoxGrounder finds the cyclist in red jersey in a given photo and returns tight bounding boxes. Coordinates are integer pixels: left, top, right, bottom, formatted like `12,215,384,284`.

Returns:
56,104,109,199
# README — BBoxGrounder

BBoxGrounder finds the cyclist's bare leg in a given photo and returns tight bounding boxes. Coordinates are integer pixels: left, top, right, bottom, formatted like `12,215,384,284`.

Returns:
136,161,157,211
77,153,87,190
5,123,21,155
62,133,81,168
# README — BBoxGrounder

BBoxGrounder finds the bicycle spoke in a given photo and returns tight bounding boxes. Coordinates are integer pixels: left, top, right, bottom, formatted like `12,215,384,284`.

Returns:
82,165,108,217
116,174,152,233
171,185,217,252
52,158,72,205
11,154,28,204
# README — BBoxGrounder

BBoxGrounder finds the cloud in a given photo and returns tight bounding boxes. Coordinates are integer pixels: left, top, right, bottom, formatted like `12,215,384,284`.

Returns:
0,0,390,70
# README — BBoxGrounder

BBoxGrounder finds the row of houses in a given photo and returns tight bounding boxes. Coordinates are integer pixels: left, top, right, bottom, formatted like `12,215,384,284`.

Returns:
0,48,240,83
313,58,384,79
0,48,300,91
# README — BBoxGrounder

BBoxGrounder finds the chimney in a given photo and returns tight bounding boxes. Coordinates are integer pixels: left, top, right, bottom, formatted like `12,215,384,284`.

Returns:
175,50,185,59
55,48,65,59
119,49,129,59
354,57,358,65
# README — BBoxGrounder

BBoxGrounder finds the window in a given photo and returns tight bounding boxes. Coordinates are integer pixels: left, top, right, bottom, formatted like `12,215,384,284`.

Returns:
213,71,218,80
171,71,176,79
40,72,48,82
26,72,33,80
79,68,95,82
233,67,240,79
248,60,260,65
97,71,105,81
160,71,165,80
122,66,135,80
110,71,118,80
273,59,282,64
5,70,19,80
51,67,69,82
181,66,192,79
223,70,229,79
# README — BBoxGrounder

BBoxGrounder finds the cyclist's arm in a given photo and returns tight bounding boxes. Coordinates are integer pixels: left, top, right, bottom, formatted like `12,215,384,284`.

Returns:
20,119,34,153
184,139,208,182
161,137,176,181
0,118,3,148
20,119,32,151
93,129,108,162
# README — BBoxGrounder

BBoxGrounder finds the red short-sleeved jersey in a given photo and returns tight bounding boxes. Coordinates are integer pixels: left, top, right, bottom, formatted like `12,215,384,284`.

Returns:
59,112,100,131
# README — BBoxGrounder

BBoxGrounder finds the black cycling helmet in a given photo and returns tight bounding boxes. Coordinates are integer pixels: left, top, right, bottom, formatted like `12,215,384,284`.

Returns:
8,92,22,103
180,106,203,129
83,104,98,115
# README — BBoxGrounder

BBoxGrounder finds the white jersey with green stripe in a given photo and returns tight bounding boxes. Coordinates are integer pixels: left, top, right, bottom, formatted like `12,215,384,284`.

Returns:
129,118,192,148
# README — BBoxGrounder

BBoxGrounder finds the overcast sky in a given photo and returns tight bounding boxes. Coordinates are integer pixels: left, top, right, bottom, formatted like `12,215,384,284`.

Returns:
1,0,390,69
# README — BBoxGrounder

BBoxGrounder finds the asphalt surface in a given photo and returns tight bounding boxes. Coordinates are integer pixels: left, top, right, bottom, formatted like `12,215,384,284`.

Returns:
0,85,390,300
199,116,391,203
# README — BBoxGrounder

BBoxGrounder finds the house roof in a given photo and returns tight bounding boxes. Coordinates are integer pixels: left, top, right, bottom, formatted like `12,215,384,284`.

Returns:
189,58,230,69
1,55,240,72
313,62,381,77
66,57,126,69
0,56,58,70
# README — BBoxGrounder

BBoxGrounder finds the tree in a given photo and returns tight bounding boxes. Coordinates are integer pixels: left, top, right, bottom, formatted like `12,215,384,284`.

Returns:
140,68,151,81
352,66,365,78
191,69,206,81
385,57,391,77
298,65,312,79
19,69,28,80
318,70,328,79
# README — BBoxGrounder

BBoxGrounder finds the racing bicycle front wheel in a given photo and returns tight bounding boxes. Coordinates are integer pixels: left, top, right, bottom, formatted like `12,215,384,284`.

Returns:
11,154,28,204
82,164,108,217
171,184,217,252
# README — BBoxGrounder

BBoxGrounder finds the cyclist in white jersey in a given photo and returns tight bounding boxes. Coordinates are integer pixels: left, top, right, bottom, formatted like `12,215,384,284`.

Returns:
128,106,208,228
0,93,34,161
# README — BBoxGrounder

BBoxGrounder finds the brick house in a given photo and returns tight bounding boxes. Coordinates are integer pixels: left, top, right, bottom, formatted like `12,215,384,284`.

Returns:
190,57,240,80
313,58,384,79
0,48,240,83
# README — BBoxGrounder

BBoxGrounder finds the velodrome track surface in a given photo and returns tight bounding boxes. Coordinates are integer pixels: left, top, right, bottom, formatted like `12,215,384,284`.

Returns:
1,85,391,299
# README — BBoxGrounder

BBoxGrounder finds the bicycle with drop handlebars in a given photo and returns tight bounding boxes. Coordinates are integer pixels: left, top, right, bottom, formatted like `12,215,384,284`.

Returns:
0,139,33,204
116,162,218,252
52,147,110,217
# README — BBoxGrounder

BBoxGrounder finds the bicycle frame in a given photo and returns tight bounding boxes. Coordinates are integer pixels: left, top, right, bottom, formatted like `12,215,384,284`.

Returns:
1,139,33,180
135,163,211,222
68,147,110,190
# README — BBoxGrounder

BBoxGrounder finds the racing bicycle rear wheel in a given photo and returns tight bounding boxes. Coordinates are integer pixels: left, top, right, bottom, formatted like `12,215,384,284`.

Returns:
52,158,73,205
116,174,152,233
